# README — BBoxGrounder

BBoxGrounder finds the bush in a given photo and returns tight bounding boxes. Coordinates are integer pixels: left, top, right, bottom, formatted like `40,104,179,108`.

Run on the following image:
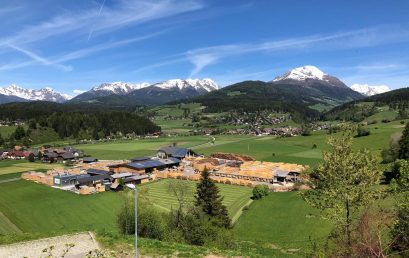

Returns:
28,153,35,162
401,121,406,125
356,126,370,137
382,119,391,123
312,144,317,149
252,185,269,200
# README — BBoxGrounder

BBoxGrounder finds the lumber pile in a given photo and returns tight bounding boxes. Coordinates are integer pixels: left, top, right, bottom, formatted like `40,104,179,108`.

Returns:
21,171,54,186
210,152,255,162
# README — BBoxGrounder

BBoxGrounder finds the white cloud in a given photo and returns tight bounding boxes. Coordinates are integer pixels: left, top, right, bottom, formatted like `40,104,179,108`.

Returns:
73,89,86,94
0,0,204,46
7,44,72,71
183,25,409,75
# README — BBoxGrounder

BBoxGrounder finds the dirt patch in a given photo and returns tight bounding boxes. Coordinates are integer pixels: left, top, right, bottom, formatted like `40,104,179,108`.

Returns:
0,232,99,258
210,152,255,162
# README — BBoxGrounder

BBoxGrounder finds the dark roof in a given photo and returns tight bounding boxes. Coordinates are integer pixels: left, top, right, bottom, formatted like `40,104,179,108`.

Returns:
83,157,97,162
55,174,90,180
77,174,111,184
87,169,110,176
130,156,151,162
158,146,189,158
44,152,58,158
127,159,166,170
123,175,149,183
62,152,75,159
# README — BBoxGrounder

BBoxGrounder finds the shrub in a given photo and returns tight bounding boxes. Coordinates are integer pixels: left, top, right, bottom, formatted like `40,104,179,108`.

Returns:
382,119,391,123
28,153,35,162
356,126,370,137
401,121,406,125
252,185,269,200
312,144,317,149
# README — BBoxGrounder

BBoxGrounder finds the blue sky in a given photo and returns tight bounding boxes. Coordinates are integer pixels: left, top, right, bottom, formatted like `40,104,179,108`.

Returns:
0,0,409,96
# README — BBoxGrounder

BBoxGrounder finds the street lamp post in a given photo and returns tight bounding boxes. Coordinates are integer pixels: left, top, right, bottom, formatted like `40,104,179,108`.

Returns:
134,187,138,258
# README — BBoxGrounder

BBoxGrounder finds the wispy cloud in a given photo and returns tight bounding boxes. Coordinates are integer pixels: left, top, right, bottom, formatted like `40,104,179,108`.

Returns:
87,0,107,42
184,25,409,76
0,0,203,46
7,44,72,71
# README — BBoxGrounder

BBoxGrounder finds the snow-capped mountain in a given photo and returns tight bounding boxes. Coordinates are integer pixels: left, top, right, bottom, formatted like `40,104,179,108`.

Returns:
271,65,364,103
0,84,68,103
70,81,150,102
70,79,218,104
273,65,327,81
92,81,151,95
350,84,391,96
153,79,218,92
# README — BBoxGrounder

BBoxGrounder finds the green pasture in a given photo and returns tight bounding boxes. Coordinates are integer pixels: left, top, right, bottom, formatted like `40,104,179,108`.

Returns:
0,126,18,137
140,179,252,223
234,192,331,253
62,119,408,166
76,136,210,160
0,179,251,236
0,160,62,175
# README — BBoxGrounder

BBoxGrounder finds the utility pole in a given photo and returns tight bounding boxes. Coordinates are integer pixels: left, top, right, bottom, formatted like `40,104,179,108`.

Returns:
134,187,138,258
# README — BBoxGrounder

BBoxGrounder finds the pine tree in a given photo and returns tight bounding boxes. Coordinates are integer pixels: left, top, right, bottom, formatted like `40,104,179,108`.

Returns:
195,168,231,228
399,123,409,160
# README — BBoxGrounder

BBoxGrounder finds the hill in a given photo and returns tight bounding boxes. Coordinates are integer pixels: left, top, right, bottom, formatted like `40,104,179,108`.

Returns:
324,87,409,122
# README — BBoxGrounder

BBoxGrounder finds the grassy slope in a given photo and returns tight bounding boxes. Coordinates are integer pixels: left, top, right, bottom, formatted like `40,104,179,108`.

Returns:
0,126,18,137
0,179,250,235
76,136,210,160
53,119,407,166
0,160,62,175
234,192,331,252
140,179,252,222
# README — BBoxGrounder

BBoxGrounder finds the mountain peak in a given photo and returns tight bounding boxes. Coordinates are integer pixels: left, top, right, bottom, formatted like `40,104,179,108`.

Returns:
273,65,327,82
350,83,391,96
92,81,150,94
0,84,68,103
153,78,219,92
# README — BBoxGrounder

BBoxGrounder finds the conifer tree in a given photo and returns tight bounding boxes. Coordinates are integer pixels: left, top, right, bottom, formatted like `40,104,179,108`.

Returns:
399,123,409,160
195,168,231,228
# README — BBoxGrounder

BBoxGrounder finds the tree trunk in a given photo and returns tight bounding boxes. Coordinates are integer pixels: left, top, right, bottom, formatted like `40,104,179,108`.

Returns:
346,200,352,251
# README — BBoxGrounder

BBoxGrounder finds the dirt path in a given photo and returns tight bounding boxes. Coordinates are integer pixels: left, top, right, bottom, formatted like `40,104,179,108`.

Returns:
0,178,20,184
0,232,100,258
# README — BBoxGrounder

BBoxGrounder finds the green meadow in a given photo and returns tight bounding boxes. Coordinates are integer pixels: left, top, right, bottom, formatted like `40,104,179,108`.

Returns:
62,119,407,167
0,178,251,236
140,179,252,223
0,160,62,175
234,192,331,252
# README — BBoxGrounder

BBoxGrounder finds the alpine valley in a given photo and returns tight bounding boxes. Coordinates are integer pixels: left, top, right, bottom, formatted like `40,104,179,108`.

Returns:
0,66,400,121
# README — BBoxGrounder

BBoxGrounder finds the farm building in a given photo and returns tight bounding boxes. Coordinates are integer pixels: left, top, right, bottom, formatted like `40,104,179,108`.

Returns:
43,152,58,162
76,175,112,187
108,157,181,174
53,174,91,187
157,146,196,159
83,157,98,163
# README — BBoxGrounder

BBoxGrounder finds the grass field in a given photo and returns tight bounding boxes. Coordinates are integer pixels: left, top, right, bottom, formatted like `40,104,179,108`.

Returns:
63,119,407,166
140,179,252,223
0,160,62,175
0,178,251,236
234,192,331,253
76,136,210,160
0,126,18,137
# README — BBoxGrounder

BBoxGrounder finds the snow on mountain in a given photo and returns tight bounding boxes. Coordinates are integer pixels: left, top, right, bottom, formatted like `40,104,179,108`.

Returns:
350,84,391,96
152,78,218,92
273,65,328,82
0,84,68,103
92,81,150,95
